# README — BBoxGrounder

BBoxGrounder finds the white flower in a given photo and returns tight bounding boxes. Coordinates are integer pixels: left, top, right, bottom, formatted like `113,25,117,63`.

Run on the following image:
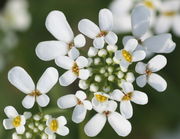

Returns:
45,116,69,137
78,8,118,49
36,10,86,61
155,0,180,36
115,38,146,69
92,92,110,107
123,5,176,55
84,100,132,137
57,90,92,123
3,106,26,134
8,66,58,109
55,56,90,86
111,82,148,119
135,55,167,92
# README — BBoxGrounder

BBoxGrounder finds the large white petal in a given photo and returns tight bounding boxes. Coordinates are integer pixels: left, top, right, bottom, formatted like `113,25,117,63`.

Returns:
76,56,89,68
3,119,14,129
74,34,86,48
132,50,146,62
57,94,77,109
99,8,113,31
120,101,133,119
78,19,100,39
136,75,147,88
148,55,167,72
131,91,148,105
72,105,87,123
36,94,50,107
35,41,68,61
79,69,90,80
104,31,118,45
108,112,132,137
131,5,151,38
106,100,118,112
84,113,106,137
143,33,176,53
37,67,58,94
135,62,146,74
68,47,80,60
22,95,35,109
93,37,105,49
148,73,167,92
8,66,35,94
45,10,74,43
122,82,134,93
16,126,25,134
55,56,74,70
4,106,18,118
56,126,69,136
124,38,138,52
59,70,77,86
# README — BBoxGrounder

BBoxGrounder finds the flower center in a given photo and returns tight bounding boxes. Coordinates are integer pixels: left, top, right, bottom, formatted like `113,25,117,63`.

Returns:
163,11,176,17
29,90,41,96
68,42,74,50
146,69,152,75
12,116,21,127
103,111,110,116
144,0,155,9
122,50,132,62
50,120,58,132
72,62,79,75
122,92,132,101
77,98,83,105
96,31,108,37
95,94,108,102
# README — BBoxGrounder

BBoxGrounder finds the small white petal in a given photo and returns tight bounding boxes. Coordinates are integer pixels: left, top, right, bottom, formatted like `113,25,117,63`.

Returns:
122,36,135,46
68,47,80,60
136,75,147,88
148,55,167,72
8,66,35,94
131,91,148,105
111,89,124,101
45,11,74,43
74,34,86,48
76,56,89,68
84,113,106,137
57,116,67,126
93,37,105,49
120,101,133,119
36,94,50,107
59,70,77,86
23,112,32,120
132,50,146,62
35,41,68,61
45,127,54,135
124,38,138,52
75,90,87,101
3,119,13,129
88,47,98,57
56,126,69,136
108,112,132,137
104,31,118,45
4,106,18,118
22,95,35,109
55,56,74,70
78,19,100,39
72,105,87,123
79,69,90,80
106,100,118,112
83,100,92,110
57,94,77,109
20,116,26,126
37,67,58,94
135,62,146,74
16,126,25,134
122,82,134,93
148,73,167,92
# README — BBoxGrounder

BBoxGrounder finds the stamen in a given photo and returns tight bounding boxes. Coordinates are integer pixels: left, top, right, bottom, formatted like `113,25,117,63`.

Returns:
29,90,41,96
163,11,176,17
103,111,110,116
68,42,74,50
72,62,79,75
146,69,152,75
96,31,107,37
12,116,21,127
95,94,108,102
77,98,83,105
50,120,58,132
122,92,132,101
122,50,132,62
144,0,155,9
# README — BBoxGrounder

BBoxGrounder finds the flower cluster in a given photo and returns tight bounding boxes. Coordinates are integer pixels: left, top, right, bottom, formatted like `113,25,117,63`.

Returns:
3,4,176,139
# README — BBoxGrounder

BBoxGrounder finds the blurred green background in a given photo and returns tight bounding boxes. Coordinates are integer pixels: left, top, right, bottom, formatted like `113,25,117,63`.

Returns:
0,0,180,139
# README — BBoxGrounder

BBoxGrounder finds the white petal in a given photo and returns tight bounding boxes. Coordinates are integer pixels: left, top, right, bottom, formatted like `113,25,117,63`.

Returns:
22,95,35,109
78,19,100,39
56,126,69,136
74,34,86,48
79,69,90,80
135,62,146,74
59,70,77,86
72,105,87,123
75,90,87,101
45,127,54,135
35,41,68,61
143,33,176,53
16,126,25,134
93,37,105,49
88,47,98,57
99,9,113,31
84,113,106,137
110,89,124,101
148,73,167,92
57,94,77,109
173,15,180,36
106,100,118,112
68,47,80,60
36,94,50,107
148,55,167,72
104,31,118,45
108,112,132,137
4,106,18,118
23,112,32,120
122,82,134,93
20,116,26,126
120,101,133,119
131,91,148,105
55,56,74,70
122,36,135,46
57,116,67,126
131,5,151,38
3,119,13,129
37,67,58,93
83,100,92,110
76,56,89,68
136,75,147,88
124,38,138,52
45,11,74,43
155,16,171,34
8,66,35,94
132,50,146,62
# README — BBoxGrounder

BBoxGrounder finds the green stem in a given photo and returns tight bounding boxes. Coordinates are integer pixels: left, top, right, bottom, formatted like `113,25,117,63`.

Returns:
38,104,43,115
79,122,89,139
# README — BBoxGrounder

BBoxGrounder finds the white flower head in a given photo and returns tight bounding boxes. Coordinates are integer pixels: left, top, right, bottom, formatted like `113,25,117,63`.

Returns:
45,116,69,137
55,56,90,86
111,82,148,119
36,10,86,61
8,66,59,109
84,100,132,137
3,106,26,134
57,91,92,123
115,38,146,69
136,55,167,92
92,92,110,107
78,8,118,49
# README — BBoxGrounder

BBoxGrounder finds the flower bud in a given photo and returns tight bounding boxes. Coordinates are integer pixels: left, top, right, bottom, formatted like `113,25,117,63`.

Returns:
79,80,89,90
88,47,98,57
117,71,124,79
98,49,107,57
33,114,41,121
12,132,22,139
100,68,106,74
108,75,115,81
94,57,101,65
25,132,32,138
94,75,102,82
90,84,99,92
106,58,113,64
126,72,135,83
107,45,118,52
108,67,113,73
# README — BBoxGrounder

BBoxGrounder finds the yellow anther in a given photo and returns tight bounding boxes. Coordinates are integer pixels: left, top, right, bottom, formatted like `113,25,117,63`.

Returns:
122,50,132,62
29,90,41,96
12,116,21,127
72,63,79,75
50,120,58,132
122,93,132,101
95,94,108,102
144,0,155,9
163,11,176,17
